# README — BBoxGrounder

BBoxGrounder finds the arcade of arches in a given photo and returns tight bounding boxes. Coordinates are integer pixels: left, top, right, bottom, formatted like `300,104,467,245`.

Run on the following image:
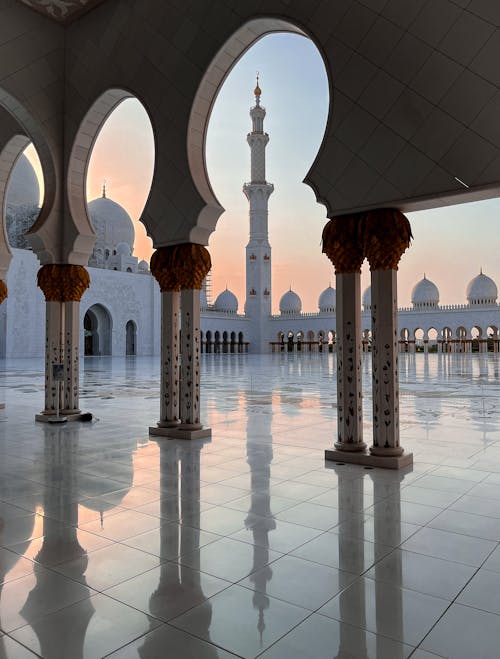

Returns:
2,3,500,657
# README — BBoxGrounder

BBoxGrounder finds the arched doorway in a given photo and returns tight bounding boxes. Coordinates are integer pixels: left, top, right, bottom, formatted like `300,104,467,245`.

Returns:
126,320,136,356
84,304,112,356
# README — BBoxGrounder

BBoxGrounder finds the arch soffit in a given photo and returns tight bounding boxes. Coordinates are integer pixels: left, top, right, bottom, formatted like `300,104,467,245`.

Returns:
187,18,311,246
0,134,31,277
66,88,138,265
0,88,57,264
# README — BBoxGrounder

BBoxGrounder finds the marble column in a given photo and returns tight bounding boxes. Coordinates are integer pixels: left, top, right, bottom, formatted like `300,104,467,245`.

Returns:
0,281,6,409
333,271,365,452
365,209,413,468
321,214,366,460
150,291,180,434
149,243,211,440
369,268,412,468
63,301,81,414
36,264,90,422
177,287,210,438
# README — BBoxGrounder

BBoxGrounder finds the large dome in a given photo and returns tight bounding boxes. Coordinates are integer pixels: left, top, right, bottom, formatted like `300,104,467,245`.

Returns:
6,154,40,208
466,270,498,305
87,194,135,253
318,285,336,312
214,288,238,313
280,289,302,315
362,286,371,310
411,275,439,308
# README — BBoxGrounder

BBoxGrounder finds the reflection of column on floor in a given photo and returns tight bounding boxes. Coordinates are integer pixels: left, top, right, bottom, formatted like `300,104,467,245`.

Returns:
246,404,275,641
149,244,211,440
333,464,368,658
321,215,366,454
20,424,95,656
36,264,90,421
370,472,404,654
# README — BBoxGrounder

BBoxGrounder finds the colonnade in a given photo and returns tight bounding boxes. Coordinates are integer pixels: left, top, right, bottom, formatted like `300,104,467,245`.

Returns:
1,210,415,467
322,208,413,469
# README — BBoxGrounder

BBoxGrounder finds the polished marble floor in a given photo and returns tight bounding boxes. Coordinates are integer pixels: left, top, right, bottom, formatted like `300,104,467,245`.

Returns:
0,352,500,657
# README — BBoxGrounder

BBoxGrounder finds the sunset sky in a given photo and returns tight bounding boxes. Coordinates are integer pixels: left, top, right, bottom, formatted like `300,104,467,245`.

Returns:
26,33,500,313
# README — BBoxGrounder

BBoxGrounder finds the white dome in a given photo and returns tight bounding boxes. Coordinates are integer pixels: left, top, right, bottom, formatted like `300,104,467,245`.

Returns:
362,286,371,310
214,288,238,313
88,195,135,254
318,285,336,312
138,259,148,272
411,275,439,308
116,242,131,256
466,270,497,305
6,154,40,207
280,289,302,315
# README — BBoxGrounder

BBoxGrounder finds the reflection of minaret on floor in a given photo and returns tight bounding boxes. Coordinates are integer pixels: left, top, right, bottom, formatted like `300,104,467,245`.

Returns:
244,76,274,353
245,389,275,644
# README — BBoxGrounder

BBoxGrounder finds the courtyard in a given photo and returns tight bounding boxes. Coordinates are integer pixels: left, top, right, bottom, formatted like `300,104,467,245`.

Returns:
0,353,499,657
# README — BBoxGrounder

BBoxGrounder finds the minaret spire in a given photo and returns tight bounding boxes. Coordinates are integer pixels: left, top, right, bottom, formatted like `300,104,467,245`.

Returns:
243,76,274,352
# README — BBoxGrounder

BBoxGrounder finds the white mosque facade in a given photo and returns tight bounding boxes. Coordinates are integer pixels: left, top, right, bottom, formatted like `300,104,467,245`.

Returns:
2,86,500,359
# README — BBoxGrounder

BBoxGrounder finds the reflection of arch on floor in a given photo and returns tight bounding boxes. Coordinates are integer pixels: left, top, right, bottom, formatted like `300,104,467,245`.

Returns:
84,304,112,356
126,320,136,356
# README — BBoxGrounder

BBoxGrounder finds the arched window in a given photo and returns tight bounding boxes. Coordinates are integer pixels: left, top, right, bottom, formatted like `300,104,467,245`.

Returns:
126,320,136,356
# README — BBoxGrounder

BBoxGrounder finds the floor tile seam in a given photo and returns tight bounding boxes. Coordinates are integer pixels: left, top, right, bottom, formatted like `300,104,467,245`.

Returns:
177,546,286,584
102,623,245,659
118,529,225,559
360,569,462,604
233,569,355,613
101,573,236,624
313,606,422,649
453,489,500,504
407,549,500,656
1,631,43,658
397,540,500,569
2,587,100,636
404,473,480,494
425,518,500,542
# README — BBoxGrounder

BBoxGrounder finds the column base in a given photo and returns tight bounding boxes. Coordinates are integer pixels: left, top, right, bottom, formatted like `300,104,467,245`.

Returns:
0,403,5,410
149,425,212,440
36,410,84,423
334,441,367,452
157,420,181,429
325,448,413,470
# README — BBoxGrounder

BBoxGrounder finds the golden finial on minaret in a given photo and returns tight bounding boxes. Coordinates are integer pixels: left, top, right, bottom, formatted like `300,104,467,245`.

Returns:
102,179,107,198
254,72,261,97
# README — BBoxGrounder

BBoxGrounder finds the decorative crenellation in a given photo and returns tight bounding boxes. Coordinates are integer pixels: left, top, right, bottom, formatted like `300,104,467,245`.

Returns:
322,208,412,274
0,280,7,305
150,243,211,292
37,265,90,302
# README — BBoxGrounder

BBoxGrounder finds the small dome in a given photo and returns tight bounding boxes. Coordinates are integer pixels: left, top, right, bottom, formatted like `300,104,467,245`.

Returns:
214,288,238,313
88,195,135,254
6,154,40,208
138,259,148,272
318,285,336,312
116,242,131,256
411,275,439,308
362,286,371,310
466,270,498,305
280,289,302,315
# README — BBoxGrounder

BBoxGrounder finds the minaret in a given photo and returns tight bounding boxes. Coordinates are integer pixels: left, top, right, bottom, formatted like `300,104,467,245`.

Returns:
243,76,274,352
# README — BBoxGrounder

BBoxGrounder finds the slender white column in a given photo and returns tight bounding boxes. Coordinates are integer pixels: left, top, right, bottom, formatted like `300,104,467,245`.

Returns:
154,288,211,440
179,289,201,428
333,272,365,452
159,291,180,427
370,270,402,457
63,301,81,415
42,301,64,415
